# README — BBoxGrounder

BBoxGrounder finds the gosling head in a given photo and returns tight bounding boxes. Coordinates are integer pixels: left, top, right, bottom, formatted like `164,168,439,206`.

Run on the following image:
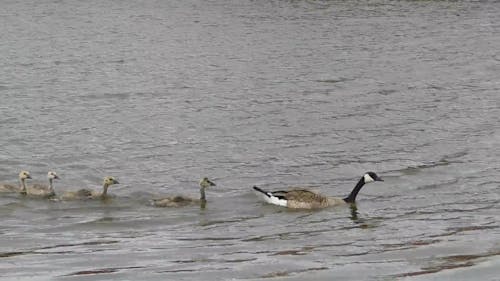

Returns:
19,171,32,181
103,176,119,186
47,171,59,180
199,177,216,189
363,172,383,183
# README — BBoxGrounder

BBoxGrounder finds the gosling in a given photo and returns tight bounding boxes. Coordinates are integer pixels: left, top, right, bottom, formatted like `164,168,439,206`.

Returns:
60,176,119,200
27,171,60,198
0,171,32,193
152,177,216,207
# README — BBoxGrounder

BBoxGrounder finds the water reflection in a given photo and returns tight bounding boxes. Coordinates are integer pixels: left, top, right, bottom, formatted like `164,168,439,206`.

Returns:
349,204,359,221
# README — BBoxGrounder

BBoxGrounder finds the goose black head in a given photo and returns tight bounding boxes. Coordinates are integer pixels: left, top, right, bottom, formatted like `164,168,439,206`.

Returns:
364,172,383,183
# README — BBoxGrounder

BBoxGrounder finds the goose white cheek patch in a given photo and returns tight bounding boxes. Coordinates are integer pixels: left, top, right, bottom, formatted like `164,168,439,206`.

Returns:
364,174,375,183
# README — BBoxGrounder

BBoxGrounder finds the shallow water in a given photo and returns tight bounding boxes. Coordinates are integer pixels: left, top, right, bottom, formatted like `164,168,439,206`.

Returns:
1,0,500,280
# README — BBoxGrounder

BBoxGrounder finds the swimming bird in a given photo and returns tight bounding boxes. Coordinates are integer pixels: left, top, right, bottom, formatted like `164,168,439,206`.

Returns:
27,171,59,198
253,172,383,209
60,176,119,200
152,177,216,207
0,171,32,193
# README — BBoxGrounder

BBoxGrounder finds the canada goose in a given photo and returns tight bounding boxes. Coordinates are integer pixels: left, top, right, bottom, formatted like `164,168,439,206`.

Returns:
253,172,383,209
60,176,119,200
26,171,60,198
0,171,32,193
152,177,216,207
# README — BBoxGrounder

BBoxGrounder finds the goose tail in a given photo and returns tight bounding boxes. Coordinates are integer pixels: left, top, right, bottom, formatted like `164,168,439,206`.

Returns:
252,186,287,207
253,186,268,195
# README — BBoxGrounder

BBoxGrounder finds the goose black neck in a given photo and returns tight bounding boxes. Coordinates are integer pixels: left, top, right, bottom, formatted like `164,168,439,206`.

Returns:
343,177,365,203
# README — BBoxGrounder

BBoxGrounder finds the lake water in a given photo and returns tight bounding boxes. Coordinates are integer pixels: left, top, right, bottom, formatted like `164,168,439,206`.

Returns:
1,0,500,280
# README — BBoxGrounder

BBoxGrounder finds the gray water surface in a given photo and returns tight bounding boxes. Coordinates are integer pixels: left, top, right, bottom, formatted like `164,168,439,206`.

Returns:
1,0,500,280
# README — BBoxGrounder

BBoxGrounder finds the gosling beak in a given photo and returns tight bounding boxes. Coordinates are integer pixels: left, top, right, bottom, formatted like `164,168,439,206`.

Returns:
208,180,216,186
54,175,60,180
26,175,32,179
113,179,120,184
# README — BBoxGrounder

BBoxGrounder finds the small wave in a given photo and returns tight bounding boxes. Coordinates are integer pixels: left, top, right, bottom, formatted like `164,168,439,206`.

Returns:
381,239,442,250
427,225,498,239
393,249,500,278
199,216,262,227
0,240,119,259
177,237,240,242
315,77,350,83
260,267,329,278
62,266,144,277
156,267,232,274
390,150,468,176
269,246,315,256
0,251,27,258
416,179,459,190
172,257,257,264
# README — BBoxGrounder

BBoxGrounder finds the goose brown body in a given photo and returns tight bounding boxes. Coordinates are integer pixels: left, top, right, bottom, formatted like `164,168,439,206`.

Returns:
280,190,347,209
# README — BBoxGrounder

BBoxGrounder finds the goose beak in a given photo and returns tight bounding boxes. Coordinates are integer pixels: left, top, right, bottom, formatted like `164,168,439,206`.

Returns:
376,177,383,182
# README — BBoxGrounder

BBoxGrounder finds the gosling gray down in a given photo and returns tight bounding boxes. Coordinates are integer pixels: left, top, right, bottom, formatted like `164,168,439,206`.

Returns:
152,177,216,207
253,172,383,209
0,171,32,193
60,176,119,200
27,171,59,198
